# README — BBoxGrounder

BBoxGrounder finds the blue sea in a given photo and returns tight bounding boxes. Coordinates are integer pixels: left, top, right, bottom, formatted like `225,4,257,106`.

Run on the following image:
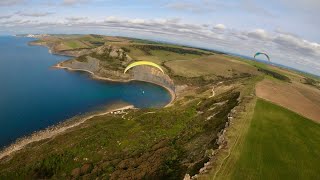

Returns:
0,36,171,147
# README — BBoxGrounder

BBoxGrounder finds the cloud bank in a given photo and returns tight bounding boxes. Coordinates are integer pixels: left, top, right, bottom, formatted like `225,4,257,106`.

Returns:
0,0,319,76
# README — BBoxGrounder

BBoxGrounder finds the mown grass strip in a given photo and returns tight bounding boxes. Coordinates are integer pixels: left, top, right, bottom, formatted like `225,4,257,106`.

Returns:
228,99,320,180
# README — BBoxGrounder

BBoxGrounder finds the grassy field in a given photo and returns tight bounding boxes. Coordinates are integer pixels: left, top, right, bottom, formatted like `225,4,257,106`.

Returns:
165,55,258,78
113,43,209,65
227,55,307,82
216,99,320,180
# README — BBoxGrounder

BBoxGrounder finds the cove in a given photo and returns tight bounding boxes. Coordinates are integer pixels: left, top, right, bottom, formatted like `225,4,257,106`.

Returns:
0,36,171,148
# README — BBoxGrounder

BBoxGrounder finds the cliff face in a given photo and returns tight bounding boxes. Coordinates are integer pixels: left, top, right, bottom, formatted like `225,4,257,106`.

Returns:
59,45,175,92
61,57,100,72
54,49,93,57
61,58,175,92
131,66,175,92
60,57,131,81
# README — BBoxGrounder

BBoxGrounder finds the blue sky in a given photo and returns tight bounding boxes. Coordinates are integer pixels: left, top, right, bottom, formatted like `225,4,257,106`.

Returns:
1,0,320,75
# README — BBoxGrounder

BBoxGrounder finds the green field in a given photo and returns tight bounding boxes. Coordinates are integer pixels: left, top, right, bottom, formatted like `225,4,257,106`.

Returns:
65,40,86,49
225,99,320,180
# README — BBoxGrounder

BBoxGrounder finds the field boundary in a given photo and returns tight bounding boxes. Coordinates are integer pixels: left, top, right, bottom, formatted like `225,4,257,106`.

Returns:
208,97,257,180
196,77,260,180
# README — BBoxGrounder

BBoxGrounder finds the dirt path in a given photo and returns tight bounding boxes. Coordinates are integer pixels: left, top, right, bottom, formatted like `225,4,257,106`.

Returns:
209,86,215,98
256,79,320,122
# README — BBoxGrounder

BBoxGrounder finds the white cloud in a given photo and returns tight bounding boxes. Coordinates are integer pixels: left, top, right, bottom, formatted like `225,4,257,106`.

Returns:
272,33,320,57
62,0,89,6
129,19,145,24
214,24,226,30
166,1,215,13
66,17,88,22
0,14,14,19
165,0,274,17
247,29,269,40
15,11,54,17
105,16,119,22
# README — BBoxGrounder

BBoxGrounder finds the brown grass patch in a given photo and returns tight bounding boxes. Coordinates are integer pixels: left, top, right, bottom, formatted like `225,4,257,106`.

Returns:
165,55,258,78
256,79,320,122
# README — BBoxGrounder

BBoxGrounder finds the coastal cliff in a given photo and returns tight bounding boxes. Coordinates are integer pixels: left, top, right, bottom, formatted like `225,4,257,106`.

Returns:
29,35,177,102
55,43,176,93
131,66,175,91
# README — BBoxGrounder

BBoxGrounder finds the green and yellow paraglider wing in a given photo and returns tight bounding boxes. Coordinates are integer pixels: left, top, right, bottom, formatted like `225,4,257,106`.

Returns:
254,52,270,62
124,61,164,74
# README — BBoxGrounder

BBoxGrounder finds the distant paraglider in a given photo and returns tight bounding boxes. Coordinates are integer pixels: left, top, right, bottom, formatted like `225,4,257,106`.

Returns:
254,52,270,62
124,61,164,74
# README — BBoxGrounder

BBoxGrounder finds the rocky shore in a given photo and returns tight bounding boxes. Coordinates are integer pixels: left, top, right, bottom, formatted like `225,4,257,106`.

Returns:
0,102,134,160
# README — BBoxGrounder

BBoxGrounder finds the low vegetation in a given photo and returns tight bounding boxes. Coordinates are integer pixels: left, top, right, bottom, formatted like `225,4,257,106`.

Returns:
130,44,212,56
303,77,320,89
257,68,291,82
0,88,241,179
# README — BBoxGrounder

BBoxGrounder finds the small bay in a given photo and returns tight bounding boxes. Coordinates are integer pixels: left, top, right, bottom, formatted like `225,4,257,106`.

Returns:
0,36,171,147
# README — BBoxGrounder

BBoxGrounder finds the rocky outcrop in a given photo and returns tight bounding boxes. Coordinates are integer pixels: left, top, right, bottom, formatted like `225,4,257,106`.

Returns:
59,56,131,81
55,43,135,80
55,42,133,59
60,58,176,93
188,94,255,179
54,48,93,57
58,44,175,93
61,57,100,72
94,44,132,61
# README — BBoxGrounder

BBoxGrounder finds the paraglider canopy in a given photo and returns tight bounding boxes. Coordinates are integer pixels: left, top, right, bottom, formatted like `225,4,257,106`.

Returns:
124,61,164,74
254,52,270,62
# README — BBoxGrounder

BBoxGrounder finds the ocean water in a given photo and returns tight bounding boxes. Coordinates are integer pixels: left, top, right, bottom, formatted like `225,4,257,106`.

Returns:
0,36,171,147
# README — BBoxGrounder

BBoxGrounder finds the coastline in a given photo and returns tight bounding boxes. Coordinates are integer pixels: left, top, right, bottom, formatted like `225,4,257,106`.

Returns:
0,103,134,160
0,42,176,161
30,39,176,106
0,63,176,161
